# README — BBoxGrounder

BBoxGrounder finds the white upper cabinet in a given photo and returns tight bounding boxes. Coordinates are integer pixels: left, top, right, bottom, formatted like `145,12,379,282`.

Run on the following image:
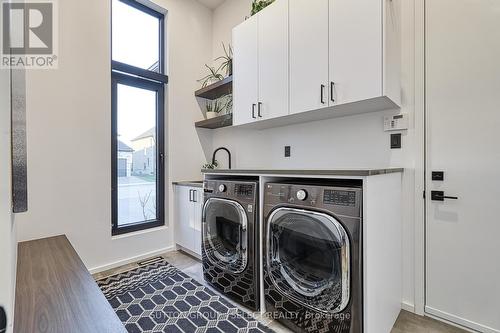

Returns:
232,0,400,128
330,0,382,105
258,0,289,120
233,15,259,126
289,0,330,114
330,0,400,106
233,0,289,125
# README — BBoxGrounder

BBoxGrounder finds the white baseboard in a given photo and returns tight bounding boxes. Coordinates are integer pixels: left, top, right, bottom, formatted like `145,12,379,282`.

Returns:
425,306,499,333
88,246,175,274
401,301,415,313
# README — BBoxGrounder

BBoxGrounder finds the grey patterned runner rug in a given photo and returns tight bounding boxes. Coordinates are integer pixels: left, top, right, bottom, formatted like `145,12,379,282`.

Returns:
97,259,273,333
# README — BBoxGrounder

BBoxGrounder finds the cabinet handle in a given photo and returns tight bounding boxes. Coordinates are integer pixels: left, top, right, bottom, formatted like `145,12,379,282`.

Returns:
252,104,256,119
330,82,335,103
258,102,262,118
192,190,197,203
189,190,193,202
320,84,326,104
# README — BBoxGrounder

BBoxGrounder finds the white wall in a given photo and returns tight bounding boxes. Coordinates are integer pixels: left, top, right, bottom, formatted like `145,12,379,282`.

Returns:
16,0,213,272
209,0,418,309
0,68,17,333
211,0,251,60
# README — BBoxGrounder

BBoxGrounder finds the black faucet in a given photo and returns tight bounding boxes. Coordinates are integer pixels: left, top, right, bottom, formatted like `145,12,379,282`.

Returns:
212,147,232,169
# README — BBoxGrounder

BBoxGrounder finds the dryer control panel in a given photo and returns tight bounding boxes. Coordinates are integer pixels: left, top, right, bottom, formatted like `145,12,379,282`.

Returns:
264,183,362,218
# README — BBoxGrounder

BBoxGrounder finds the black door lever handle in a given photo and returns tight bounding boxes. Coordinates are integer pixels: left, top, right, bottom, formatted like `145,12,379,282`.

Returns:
431,191,459,201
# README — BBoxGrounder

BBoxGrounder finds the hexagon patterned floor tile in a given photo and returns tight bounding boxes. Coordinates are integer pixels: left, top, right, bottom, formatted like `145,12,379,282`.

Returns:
97,259,274,333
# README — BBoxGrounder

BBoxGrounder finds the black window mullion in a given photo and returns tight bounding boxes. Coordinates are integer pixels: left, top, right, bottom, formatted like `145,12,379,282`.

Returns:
112,61,168,84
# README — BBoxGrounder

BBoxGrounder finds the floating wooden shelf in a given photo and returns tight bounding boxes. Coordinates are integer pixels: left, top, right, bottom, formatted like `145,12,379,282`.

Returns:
195,114,233,129
195,76,233,100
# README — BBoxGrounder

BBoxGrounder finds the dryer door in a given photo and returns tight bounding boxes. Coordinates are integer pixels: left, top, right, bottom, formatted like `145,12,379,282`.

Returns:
203,198,248,274
267,207,350,313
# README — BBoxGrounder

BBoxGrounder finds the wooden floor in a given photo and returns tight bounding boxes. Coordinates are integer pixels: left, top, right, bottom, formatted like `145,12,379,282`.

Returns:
93,250,468,333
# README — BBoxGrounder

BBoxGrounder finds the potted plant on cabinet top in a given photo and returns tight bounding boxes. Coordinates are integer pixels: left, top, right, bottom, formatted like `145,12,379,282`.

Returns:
251,0,275,16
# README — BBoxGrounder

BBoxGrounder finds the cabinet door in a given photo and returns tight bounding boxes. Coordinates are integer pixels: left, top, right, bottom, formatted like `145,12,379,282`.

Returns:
329,0,382,105
192,189,203,256
289,0,329,114
233,15,259,126
174,186,194,251
258,0,289,121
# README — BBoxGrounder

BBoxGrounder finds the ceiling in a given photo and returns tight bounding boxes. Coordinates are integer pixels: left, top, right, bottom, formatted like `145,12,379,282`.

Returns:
196,0,226,10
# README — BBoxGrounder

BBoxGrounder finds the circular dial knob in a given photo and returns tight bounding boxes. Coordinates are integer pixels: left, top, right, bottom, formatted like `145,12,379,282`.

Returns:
218,184,227,193
296,189,308,201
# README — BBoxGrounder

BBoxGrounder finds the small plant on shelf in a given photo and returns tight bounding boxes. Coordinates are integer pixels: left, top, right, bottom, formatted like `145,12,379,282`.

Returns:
205,94,233,119
202,160,218,170
214,42,233,77
206,99,224,119
251,0,275,16
197,64,224,88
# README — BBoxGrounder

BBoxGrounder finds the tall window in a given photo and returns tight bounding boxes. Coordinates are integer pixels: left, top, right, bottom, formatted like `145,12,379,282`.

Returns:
111,0,167,235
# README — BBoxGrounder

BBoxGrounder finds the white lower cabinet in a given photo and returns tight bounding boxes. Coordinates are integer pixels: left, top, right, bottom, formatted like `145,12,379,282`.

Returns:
174,185,202,257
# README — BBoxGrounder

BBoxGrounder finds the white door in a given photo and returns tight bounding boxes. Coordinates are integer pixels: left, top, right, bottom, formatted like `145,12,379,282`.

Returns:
233,15,259,126
174,186,193,251
426,1,500,332
289,0,329,114
329,0,382,106
257,0,289,121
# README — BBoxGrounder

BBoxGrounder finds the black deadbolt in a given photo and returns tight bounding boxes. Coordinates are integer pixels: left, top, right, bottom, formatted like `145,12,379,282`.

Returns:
432,171,444,181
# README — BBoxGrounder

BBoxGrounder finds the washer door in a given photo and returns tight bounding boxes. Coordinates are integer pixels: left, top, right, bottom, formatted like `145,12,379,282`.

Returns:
267,207,350,313
203,198,248,274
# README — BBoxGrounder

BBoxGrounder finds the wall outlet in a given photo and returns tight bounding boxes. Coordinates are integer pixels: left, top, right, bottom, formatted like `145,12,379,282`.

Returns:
284,146,291,157
391,133,402,149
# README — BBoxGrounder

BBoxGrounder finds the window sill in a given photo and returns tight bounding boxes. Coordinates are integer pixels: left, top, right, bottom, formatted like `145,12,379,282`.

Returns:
112,222,167,239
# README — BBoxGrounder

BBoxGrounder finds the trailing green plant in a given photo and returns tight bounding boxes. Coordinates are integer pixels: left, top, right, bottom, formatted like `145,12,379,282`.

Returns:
251,0,275,16
214,42,233,76
197,64,224,88
202,160,219,169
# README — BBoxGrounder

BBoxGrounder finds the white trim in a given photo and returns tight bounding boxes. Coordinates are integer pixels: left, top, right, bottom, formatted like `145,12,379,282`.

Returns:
425,306,499,333
88,245,175,274
401,301,415,313
413,0,426,316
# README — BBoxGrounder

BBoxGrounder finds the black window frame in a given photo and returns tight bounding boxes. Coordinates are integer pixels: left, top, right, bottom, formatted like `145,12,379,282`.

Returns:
111,0,168,236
